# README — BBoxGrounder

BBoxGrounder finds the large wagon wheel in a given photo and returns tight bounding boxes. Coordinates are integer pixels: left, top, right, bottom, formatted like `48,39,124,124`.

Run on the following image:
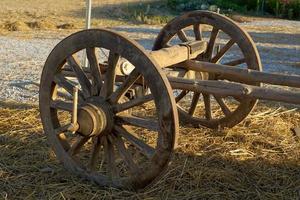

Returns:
39,29,179,189
153,11,262,128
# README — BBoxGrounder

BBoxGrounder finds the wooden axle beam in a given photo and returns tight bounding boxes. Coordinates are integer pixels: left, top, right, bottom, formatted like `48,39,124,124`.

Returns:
150,41,207,67
169,77,300,105
61,41,207,77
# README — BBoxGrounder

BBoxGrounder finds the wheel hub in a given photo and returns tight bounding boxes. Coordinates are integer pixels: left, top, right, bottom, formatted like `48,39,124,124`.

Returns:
77,98,114,137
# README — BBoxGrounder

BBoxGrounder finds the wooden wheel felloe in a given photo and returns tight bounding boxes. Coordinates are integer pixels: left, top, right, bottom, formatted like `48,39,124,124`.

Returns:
153,11,262,128
39,29,179,190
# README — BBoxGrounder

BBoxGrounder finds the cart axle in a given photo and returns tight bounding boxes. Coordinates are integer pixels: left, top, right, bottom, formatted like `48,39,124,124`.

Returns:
77,99,113,137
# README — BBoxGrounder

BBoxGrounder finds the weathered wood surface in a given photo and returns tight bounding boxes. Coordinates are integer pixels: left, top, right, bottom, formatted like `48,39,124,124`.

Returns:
169,77,300,105
150,40,207,67
184,60,300,88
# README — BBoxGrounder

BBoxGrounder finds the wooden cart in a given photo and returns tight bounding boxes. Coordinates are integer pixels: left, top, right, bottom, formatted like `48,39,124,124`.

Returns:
39,11,300,190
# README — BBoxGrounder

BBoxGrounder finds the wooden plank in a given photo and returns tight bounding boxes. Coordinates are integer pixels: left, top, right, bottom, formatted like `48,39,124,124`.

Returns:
184,60,300,88
169,76,300,105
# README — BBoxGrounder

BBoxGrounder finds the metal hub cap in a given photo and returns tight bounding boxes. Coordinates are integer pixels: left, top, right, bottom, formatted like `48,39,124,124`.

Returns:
77,100,113,137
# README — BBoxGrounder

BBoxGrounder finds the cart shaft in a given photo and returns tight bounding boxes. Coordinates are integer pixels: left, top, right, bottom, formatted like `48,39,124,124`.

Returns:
169,77,300,105
184,60,300,88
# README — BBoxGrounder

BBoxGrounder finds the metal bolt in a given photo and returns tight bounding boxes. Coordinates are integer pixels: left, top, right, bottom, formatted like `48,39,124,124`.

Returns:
243,87,251,95
69,86,79,133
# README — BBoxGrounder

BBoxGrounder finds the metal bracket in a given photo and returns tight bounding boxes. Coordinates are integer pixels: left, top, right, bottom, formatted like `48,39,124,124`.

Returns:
68,86,79,133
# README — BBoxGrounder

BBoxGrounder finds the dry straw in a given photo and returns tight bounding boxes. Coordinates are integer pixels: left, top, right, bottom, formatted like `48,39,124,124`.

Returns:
0,100,299,199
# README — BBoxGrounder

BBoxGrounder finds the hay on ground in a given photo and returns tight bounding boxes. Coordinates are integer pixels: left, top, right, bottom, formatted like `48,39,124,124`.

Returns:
0,100,299,199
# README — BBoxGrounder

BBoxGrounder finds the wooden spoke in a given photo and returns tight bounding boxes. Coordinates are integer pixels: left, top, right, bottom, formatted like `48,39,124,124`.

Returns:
188,92,201,115
177,29,189,42
101,51,120,98
111,134,139,175
109,69,141,103
54,74,85,102
50,100,73,112
206,27,220,60
56,91,73,101
54,74,74,95
68,136,89,156
175,90,188,102
102,136,117,178
67,56,92,98
112,94,153,113
88,137,102,171
223,58,246,66
56,132,71,151
203,94,212,120
193,24,202,41
211,39,235,63
54,74,84,102
214,96,231,116
99,48,109,60
114,125,155,159
115,115,159,131
54,124,71,135
86,47,103,95
164,43,172,48
61,66,92,78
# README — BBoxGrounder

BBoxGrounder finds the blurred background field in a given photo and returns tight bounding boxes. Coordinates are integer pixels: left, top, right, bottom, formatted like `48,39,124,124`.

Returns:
0,0,299,35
